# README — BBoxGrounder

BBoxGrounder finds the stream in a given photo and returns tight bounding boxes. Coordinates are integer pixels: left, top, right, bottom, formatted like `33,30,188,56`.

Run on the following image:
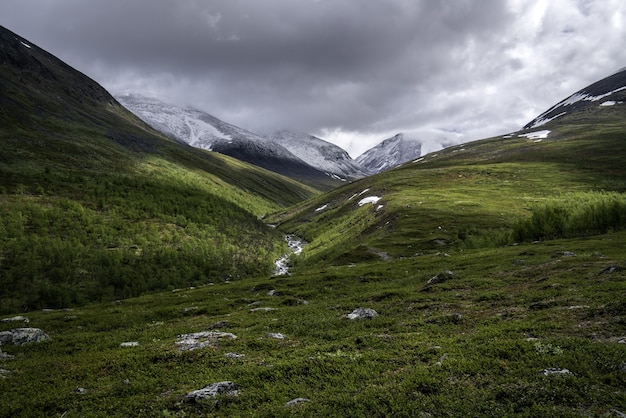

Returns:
273,234,306,276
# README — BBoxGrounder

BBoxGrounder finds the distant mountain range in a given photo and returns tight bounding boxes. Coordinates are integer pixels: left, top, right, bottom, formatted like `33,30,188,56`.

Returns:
117,94,436,178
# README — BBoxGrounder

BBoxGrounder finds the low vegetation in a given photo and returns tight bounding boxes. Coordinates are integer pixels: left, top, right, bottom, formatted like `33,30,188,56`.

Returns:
1,231,624,416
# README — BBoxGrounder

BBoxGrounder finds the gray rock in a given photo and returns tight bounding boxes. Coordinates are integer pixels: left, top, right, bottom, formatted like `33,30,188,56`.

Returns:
1,316,29,323
601,265,622,274
175,331,237,351
347,308,378,320
0,328,50,346
286,398,310,406
120,341,140,347
185,381,239,401
74,387,87,394
250,307,277,312
0,331,13,345
541,368,573,376
427,270,456,285
267,333,285,339
225,352,245,359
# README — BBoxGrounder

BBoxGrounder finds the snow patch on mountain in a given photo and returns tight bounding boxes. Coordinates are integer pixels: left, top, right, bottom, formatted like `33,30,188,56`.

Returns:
358,196,382,206
264,130,366,179
519,130,550,140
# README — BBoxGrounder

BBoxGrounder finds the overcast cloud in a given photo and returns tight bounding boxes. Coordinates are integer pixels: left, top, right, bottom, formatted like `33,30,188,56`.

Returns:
2,0,626,156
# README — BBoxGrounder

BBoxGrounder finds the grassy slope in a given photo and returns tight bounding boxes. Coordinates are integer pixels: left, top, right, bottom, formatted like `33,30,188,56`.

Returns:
2,101,624,416
0,26,318,312
1,27,624,415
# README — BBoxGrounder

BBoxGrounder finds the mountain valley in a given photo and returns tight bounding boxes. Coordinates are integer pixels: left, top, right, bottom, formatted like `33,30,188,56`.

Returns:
1,25,625,417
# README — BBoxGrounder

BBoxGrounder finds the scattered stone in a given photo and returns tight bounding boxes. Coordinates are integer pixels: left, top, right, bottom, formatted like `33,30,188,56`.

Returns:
552,251,576,258
225,352,245,359
529,301,554,310
175,331,237,351
123,379,131,385
286,398,310,406
250,307,277,312
207,321,229,330
0,328,50,346
267,289,276,296
0,368,11,378
182,306,198,313
617,338,626,344
120,341,140,347
267,333,285,339
600,265,622,274
541,368,573,376
610,409,626,418
427,270,456,285
0,349,15,360
185,381,239,402
63,315,78,321
347,308,378,320
1,316,29,324
74,387,87,394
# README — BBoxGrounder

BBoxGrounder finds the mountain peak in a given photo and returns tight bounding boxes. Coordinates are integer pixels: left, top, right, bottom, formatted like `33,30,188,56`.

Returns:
524,67,626,129
355,132,422,174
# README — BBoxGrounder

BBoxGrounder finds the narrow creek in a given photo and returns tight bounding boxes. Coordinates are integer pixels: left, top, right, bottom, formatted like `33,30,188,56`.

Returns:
273,234,306,276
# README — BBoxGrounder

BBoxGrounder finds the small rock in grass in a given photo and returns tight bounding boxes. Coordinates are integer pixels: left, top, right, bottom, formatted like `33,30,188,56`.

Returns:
120,341,140,347
267,333,285,339
175,331,237,351
1,316,29,324
427,270,456,285
0,368,11,378
185,381,239,402
225,352,245,359
286,398,310,406
347,308,378,320
541,368,573,376
207,320,229,330
600,265,622,274
74,387,87,394
250,307,277,312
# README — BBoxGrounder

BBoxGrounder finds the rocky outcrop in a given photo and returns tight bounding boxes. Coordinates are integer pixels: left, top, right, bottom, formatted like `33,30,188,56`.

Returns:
0,328,50,346
185,381,239,402
175,331,237,351
347,308,378,320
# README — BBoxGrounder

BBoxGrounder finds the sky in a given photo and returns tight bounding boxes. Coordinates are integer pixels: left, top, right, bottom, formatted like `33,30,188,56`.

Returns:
2,0,626,157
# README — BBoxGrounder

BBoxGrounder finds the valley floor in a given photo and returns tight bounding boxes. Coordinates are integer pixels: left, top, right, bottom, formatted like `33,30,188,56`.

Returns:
1,231,625,417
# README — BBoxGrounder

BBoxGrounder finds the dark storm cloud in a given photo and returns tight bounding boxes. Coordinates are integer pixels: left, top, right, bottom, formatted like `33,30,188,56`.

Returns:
2,0,626,156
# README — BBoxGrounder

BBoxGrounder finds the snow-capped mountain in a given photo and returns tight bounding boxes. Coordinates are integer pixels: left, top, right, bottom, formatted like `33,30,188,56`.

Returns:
356,133,423,174
265,129,366,180
116,94,335,187
524,67,626,129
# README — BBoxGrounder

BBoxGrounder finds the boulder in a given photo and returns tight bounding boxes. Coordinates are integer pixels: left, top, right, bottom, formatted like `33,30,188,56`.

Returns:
185,381,239,401
175,331,237,351
347,308,378,320
0,328,50,346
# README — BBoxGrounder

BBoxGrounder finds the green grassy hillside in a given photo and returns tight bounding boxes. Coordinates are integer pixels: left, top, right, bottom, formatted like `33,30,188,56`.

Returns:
271,100,626,270
0,26,317,313
1,25,624,416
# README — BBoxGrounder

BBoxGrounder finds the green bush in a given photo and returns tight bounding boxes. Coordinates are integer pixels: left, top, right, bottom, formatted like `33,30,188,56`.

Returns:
513,191,626,242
